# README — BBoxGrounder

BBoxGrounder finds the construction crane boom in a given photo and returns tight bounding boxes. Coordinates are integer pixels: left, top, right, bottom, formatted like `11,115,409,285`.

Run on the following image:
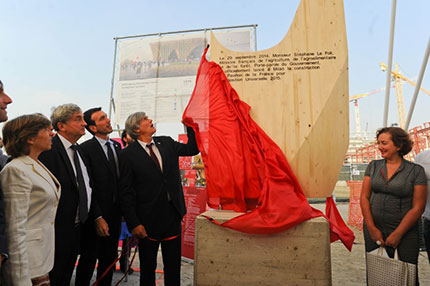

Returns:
349,88,385,101
381,63,430,95
381,62,430,129
350,87,385,135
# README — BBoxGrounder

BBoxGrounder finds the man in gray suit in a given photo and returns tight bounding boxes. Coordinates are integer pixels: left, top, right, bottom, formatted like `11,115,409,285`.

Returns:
0,80,12,269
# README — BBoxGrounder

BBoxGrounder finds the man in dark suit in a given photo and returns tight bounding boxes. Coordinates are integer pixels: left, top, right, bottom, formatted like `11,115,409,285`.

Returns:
38,103,93,285
75,107,122,285
119,112,199,286
0,80,13,269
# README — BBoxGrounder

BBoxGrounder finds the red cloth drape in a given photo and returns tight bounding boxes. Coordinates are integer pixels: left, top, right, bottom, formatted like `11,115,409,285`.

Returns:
183,48,354,251
326,196,355,250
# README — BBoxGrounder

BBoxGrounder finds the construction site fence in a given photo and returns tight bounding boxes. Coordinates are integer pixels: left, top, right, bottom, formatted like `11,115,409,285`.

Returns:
346,121,430,164
347,181,363,231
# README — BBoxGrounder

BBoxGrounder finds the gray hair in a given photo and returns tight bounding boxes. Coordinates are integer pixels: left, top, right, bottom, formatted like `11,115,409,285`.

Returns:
51,103,82,131
125,112,146,140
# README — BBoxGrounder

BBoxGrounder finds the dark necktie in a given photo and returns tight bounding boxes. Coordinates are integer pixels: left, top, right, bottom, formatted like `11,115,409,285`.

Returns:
106,141,118,177
148,143,161,172
70,145,88,223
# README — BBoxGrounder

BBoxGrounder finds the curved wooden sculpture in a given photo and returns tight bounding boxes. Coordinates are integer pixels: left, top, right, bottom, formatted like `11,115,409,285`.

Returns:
210,0,348,198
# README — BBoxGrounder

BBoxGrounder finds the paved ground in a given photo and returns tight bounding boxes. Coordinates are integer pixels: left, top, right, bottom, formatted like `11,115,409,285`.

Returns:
72,202,430,285
327,203,430,286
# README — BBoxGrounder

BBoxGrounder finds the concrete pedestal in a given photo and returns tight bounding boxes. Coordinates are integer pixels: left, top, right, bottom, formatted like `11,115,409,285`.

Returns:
194,210,331,286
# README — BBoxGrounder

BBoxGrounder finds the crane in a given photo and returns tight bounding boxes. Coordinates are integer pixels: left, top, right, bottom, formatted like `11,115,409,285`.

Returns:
350,88,385,135
381,62,430,129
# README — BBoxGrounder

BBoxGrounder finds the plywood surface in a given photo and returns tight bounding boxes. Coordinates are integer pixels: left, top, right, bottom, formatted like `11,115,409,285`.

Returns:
194,211,331,286
209,0,349,198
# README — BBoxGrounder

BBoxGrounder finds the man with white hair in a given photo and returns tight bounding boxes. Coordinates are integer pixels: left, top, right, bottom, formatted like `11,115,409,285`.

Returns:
119,112,199,286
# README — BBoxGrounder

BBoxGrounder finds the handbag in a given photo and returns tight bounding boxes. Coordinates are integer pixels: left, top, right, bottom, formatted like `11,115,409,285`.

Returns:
366,247,416,286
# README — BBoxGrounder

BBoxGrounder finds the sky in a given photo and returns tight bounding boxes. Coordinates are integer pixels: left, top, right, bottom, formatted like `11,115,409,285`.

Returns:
1,0,430,140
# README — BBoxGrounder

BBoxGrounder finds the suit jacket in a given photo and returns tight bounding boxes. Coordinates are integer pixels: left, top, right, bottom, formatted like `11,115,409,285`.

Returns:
0,153,9,257
0,156,60,284
38,135,92,242
80,137,121,224
119,126,199,235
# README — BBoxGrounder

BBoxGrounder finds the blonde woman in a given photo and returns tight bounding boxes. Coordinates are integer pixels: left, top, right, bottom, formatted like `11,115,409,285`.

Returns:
0,114,60,285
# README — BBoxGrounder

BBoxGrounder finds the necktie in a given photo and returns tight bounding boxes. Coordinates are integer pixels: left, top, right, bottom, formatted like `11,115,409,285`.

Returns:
148,143,162,172
106,141,118,177
70,145,88,223
148,143,169,200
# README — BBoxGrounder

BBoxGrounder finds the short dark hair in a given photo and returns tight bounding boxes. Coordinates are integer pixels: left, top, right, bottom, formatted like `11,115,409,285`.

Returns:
376,127,413,156
83,107,102,135
2,113,52,158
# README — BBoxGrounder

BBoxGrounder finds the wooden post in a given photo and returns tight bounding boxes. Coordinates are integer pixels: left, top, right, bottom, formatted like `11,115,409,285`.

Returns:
194,211,331,286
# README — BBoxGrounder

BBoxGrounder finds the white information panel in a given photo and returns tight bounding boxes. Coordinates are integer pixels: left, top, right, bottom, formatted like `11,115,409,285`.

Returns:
114,29,253,128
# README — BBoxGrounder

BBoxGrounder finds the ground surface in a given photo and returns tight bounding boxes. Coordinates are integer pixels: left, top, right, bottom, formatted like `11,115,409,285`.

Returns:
71,202,430,285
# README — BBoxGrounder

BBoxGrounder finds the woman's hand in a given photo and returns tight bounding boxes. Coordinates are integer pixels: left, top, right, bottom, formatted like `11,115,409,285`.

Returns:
385,231,402,248
368,225,385,246
360,176,385,246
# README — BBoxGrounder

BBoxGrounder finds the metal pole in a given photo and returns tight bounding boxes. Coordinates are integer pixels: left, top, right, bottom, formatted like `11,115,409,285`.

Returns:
109,38,119,119
114,24,258,40
404,37,430,130
253,24,257,51
203,28,207,47
382,0,397,127
153,33,161,130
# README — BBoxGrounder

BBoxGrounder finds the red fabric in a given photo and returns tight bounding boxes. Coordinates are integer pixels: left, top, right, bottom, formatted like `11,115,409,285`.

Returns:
183,48,354,250
326,197,354,251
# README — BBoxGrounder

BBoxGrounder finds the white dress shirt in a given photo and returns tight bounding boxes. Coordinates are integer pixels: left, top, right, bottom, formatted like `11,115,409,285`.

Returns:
58,134,92,222
137,139,163,172
95,136,119,176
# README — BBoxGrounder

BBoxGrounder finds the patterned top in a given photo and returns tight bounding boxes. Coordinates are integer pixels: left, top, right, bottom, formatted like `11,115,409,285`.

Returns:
365,159,427,196
364,159,427,232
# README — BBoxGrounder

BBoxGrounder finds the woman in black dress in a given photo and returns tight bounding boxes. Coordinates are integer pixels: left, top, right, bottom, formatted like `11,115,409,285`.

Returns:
360,127,427,283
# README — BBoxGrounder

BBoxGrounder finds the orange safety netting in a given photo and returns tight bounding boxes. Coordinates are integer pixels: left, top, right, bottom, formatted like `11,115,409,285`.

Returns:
347,181,364,231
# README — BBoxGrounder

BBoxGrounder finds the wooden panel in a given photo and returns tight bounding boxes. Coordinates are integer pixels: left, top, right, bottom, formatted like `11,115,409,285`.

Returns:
194,210,331,286
209,0,348,197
